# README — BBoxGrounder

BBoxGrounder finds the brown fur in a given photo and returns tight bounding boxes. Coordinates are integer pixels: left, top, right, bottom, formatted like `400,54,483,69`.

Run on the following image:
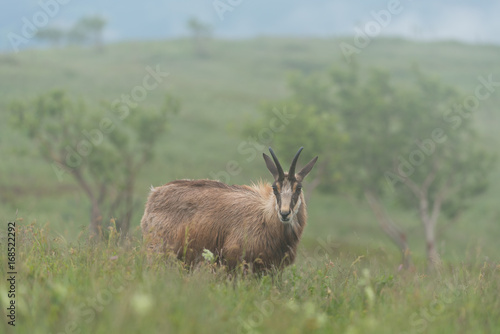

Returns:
140,179,308,272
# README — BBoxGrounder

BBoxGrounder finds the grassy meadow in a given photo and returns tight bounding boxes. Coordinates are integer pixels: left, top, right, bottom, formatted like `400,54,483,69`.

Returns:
0,37,500,333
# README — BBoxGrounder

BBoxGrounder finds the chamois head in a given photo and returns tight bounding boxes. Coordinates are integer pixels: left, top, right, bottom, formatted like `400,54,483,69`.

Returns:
263,147,318,223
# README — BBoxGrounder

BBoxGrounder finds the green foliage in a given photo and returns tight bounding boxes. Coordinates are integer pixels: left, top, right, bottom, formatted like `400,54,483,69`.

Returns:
249,61,495,218
35,26,65,46
77,15,107,34
246,58,496,269
385,67,496,218
202,249,216,264
10,90,180,235
187,17,212,37
68,15,107,50
246,78,348,192
330,64,407,196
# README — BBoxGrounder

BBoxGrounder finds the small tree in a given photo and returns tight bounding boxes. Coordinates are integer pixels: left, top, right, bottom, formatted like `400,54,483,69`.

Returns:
382,68,495,270
329,63,417,269
69,15,107,51
248,63,495,271
67,25,87,45
35,26,65,47
186,17,212,57
11,90,180,237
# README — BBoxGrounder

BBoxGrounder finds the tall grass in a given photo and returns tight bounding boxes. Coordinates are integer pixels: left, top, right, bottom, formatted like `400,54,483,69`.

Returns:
0,222,498,334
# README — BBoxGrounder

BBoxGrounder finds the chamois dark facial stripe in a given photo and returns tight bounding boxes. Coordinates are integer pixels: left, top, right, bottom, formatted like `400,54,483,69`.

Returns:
271,177,304,224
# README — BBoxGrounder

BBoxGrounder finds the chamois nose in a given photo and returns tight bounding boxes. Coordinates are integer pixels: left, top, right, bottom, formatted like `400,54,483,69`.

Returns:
280,210,291,220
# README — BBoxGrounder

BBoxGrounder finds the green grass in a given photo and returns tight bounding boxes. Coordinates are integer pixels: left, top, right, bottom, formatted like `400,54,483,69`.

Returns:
1,37,500,332
0,223,499,334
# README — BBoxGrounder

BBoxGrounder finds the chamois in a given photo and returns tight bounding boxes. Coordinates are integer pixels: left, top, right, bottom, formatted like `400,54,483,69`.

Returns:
140,147,318,272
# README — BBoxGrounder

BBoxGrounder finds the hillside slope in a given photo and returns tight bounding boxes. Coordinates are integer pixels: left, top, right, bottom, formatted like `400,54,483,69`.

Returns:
1,37,499,261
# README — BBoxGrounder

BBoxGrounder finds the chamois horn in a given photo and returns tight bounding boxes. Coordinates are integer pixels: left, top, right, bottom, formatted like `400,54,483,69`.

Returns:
288,147,304,179
269,147,285,181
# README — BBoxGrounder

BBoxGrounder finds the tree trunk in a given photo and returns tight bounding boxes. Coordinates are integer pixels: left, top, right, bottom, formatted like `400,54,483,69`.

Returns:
120,180,134,236
418,195,442,272
71,169,102,238
365,190,412,270
400,164,447,272
90,199,102,237
422,216,441,271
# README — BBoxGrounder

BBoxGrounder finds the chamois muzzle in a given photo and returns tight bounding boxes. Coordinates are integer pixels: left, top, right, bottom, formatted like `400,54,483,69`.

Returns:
280,210,291,222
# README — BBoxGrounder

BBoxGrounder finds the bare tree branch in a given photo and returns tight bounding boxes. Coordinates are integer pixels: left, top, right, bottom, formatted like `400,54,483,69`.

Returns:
364,189,412,269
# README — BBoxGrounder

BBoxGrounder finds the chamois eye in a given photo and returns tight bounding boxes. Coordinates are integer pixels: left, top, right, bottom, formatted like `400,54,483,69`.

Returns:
272,185,278,190
297,185,302,191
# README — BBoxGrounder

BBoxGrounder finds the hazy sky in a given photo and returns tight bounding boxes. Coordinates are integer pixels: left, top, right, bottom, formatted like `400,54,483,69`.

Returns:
2,0,499,52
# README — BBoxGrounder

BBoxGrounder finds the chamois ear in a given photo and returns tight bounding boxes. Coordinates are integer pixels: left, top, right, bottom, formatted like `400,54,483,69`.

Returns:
296,156,318,182
263,153,279,180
